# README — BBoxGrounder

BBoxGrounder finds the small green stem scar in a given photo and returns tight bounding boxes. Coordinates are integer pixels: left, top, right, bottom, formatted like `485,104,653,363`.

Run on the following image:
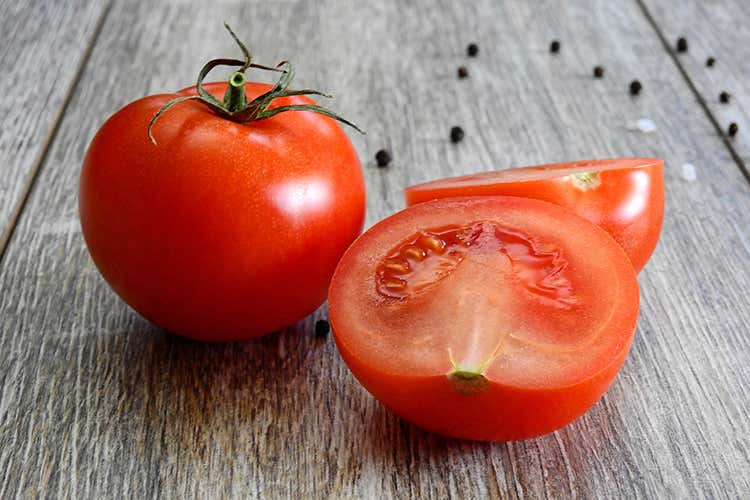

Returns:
571,171,601,191
446,339,504,395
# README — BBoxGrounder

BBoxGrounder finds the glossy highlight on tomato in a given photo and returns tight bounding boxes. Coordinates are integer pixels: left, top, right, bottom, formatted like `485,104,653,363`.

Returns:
329,197,639,441
405,158,664,272
80,81,365,341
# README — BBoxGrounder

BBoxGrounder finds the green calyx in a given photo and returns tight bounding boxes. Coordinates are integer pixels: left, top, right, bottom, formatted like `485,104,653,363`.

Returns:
148,23,363,144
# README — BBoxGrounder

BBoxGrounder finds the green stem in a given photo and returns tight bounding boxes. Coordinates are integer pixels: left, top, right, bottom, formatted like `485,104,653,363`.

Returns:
148,23,363,145
223,71,247,112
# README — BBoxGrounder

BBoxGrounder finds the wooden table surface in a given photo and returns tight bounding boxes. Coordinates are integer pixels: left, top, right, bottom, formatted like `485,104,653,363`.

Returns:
2,0,749,498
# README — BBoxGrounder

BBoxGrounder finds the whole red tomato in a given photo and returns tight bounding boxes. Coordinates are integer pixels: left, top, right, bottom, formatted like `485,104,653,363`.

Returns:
79,30,365,341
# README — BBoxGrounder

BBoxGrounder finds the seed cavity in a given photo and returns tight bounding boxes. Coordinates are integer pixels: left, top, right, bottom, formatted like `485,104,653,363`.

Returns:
376,225,475,299
376,221,575,307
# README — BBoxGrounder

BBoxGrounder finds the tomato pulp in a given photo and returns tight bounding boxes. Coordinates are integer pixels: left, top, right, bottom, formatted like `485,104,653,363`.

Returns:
329,197,639,441
405,158,664,272
80,82,365,341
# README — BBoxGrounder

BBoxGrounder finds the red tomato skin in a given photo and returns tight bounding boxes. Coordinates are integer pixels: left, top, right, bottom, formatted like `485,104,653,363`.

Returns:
335,332,632,441
405,159,664,273
80,82,365,341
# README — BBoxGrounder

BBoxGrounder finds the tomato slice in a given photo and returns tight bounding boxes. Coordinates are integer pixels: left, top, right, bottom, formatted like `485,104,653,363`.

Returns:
329,197,639,441
404,158,664,272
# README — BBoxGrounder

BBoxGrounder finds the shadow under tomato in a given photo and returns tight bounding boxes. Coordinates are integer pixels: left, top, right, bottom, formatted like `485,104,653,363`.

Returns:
107,308,633,497
111,311,333,461
353,378,632,497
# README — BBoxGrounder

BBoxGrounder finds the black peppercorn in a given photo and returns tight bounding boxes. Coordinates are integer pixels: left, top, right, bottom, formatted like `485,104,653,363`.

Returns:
593,66,605,78
450,126,465,143
629,80,642,96
706,57,715,67
719,91,731,104
728,122,738,137
375,149,392,167
676,37,688,53
549,40,560,53
457,66,469,78
467,43,479,57
314,319,330,338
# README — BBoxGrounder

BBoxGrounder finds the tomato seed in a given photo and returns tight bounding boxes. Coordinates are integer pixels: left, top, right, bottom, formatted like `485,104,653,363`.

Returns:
385,262,410,273
593,66,605,78
629,80,642,96
383,279,407,290
706,57,715,67
315,319,330,338
676,37,688,53
450,126,465,143
549,40,560,53
467,43,479,57
405,246,426,261
457,66,469,78
719,91,731,104
375,149,392,167
420,235,445,252
728,122,739,137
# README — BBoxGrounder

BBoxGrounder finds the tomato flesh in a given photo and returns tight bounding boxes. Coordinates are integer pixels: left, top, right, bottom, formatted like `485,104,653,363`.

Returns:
404,158,664,272
329,197,639,441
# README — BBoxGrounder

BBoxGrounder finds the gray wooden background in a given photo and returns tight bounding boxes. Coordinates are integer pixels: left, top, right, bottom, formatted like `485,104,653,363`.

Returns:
1,0,749,498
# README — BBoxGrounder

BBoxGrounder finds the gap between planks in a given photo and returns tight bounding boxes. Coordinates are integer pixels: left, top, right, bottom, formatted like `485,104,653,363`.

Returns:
0,0,114,268
635,0,750,184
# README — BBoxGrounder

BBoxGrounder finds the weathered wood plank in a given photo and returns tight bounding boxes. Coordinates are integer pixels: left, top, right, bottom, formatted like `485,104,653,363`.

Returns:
0,0,109,253
1,0,749,498
640,0,750,178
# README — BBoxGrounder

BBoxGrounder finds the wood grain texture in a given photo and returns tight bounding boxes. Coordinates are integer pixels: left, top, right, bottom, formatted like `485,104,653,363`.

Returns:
0,0,109,253
639,0,750,178
1,0,749,498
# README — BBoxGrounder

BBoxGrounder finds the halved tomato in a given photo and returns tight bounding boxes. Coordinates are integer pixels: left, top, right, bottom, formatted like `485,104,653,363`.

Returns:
404,158,664,272
329,197,639,441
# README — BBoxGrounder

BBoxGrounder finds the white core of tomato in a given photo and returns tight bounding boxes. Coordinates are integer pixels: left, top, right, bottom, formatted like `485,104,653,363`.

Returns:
447,291,506,374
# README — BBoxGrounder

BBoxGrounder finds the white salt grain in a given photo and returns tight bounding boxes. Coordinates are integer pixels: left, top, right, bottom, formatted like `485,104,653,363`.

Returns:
627,118,657,133
636,119,657,133
681,163,697,181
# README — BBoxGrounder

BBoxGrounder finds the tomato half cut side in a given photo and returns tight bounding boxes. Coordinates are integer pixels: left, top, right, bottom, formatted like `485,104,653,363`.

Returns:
404,158,664,273
329,197,639,441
